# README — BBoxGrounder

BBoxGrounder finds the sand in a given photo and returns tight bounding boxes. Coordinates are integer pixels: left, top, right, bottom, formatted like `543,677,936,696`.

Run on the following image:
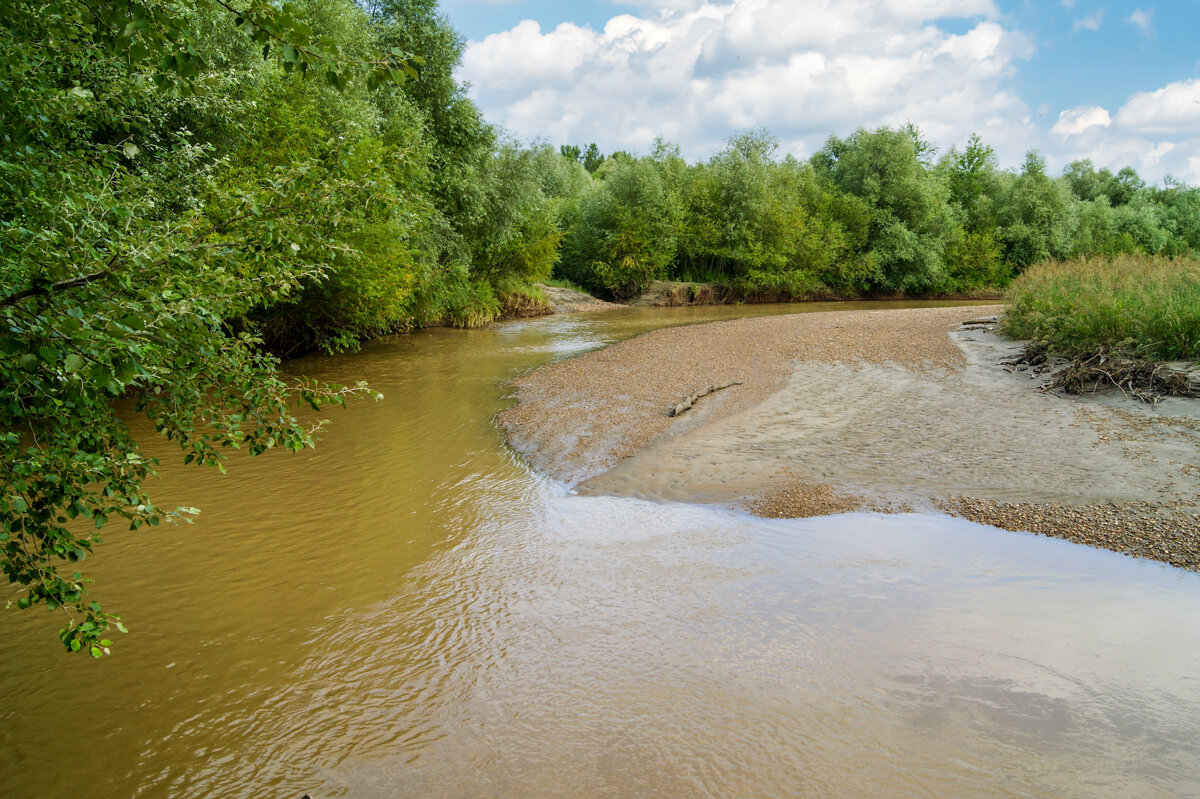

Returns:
498,306,1200,569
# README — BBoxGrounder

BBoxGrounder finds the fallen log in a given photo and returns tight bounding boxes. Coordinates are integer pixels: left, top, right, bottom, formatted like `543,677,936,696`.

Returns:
669,381,744,417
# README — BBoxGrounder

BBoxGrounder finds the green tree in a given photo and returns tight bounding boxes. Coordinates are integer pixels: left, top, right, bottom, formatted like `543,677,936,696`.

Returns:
582,143,604,173
1149,179,1200,252
0,0,402,654
370,0,498,276
1062,160,1144,207
675,131,857,296
941,133,1001,233
812,126,956,291
996,151,1079,268
466,142,566,287
560,157,678,297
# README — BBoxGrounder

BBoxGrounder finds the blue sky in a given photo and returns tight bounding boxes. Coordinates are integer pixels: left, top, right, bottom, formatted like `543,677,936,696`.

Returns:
439,0,1200,181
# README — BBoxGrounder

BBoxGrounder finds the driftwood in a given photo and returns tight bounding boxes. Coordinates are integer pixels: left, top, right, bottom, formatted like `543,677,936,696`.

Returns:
1048,350,1197,403
669,381,743,417
1005,343,1200,403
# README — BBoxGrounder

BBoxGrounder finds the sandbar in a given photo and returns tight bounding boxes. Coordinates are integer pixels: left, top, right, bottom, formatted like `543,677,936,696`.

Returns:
498,306,1200,568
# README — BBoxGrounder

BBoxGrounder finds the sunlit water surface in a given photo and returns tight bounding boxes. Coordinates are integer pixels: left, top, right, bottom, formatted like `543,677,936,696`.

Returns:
2,301,1199,798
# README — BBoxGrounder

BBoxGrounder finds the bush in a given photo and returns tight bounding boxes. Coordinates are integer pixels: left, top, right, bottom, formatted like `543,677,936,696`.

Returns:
944,230,1010,290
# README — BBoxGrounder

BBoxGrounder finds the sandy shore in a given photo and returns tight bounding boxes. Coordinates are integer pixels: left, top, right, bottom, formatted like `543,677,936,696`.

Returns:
498,306,1200,569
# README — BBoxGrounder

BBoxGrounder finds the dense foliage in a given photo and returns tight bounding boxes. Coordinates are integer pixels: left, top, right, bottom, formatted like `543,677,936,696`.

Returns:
556,128,1200,300
4,0,1200,654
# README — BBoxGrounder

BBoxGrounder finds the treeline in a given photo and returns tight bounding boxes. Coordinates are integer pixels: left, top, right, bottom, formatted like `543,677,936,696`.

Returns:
12,0,1198,360
550,129,1200,301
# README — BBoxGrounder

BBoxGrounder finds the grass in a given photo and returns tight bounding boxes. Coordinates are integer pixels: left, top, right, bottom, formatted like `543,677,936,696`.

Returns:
540,276,592,294
1002,255,1200,361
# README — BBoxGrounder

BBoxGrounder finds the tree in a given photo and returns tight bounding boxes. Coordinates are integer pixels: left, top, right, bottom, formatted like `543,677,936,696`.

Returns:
1063,160,1146,208
942,133,1001,233
996,151,1079,268
0,0,402,655
812,126,956,291
559,157,679,297
582,143,604,173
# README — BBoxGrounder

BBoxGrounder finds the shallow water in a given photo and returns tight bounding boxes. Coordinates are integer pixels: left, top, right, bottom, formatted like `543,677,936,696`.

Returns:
2,301,1199,798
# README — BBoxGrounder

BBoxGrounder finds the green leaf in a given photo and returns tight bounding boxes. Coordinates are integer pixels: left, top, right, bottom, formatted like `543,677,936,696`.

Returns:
123,142,139,159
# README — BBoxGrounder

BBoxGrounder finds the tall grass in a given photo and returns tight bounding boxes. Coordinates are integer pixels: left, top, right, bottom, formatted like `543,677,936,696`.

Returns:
1002,255,1200,361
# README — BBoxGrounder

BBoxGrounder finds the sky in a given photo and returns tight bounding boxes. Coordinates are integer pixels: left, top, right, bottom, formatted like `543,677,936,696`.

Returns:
437,0,1200,182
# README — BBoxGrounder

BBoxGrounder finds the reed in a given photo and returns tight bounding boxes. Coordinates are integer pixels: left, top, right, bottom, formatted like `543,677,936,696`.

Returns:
1002,255,1200,361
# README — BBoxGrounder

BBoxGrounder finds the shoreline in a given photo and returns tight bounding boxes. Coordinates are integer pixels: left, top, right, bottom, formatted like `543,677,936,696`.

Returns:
531,280,1006,316
498,305,1200,570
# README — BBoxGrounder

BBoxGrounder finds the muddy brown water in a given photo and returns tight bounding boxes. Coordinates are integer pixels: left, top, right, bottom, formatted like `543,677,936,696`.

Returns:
2,301,1200,798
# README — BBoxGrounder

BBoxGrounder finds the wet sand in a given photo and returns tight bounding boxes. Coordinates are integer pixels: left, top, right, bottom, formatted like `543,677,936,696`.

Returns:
498,306,1200,568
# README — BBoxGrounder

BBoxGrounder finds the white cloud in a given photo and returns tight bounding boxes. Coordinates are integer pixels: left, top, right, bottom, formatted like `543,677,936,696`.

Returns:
1045,79,1200,182
460,0,1200,182
1052,132,1184,182
462,0,1031,163
464,20,601,88
1051,105,1111,137
1114,78,1200,135
1188,155,1200,183
1126,8,1153,36
1072,11,1103,32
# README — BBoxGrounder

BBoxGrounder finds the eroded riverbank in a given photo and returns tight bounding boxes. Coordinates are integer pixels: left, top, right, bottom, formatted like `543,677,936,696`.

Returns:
499,306,1200,568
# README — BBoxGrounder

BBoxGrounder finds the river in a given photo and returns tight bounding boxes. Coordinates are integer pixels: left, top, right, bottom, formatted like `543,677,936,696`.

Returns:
2,301,1199,797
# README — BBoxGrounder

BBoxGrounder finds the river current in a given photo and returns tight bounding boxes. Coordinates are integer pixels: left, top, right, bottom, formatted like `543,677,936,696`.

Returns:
2,301,1199,797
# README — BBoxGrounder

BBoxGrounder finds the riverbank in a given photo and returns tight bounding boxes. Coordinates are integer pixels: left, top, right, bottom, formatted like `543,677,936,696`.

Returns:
499,305,1200,569
533,279,1006,314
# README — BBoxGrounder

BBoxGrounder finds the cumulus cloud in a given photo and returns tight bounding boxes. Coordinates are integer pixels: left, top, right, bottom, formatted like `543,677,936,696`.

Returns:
462,0,1031,162
1051,105,1111,137
1114,78,1200,135
460,0,1200,182
1072,11,1103,32
1045,79,1200,182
